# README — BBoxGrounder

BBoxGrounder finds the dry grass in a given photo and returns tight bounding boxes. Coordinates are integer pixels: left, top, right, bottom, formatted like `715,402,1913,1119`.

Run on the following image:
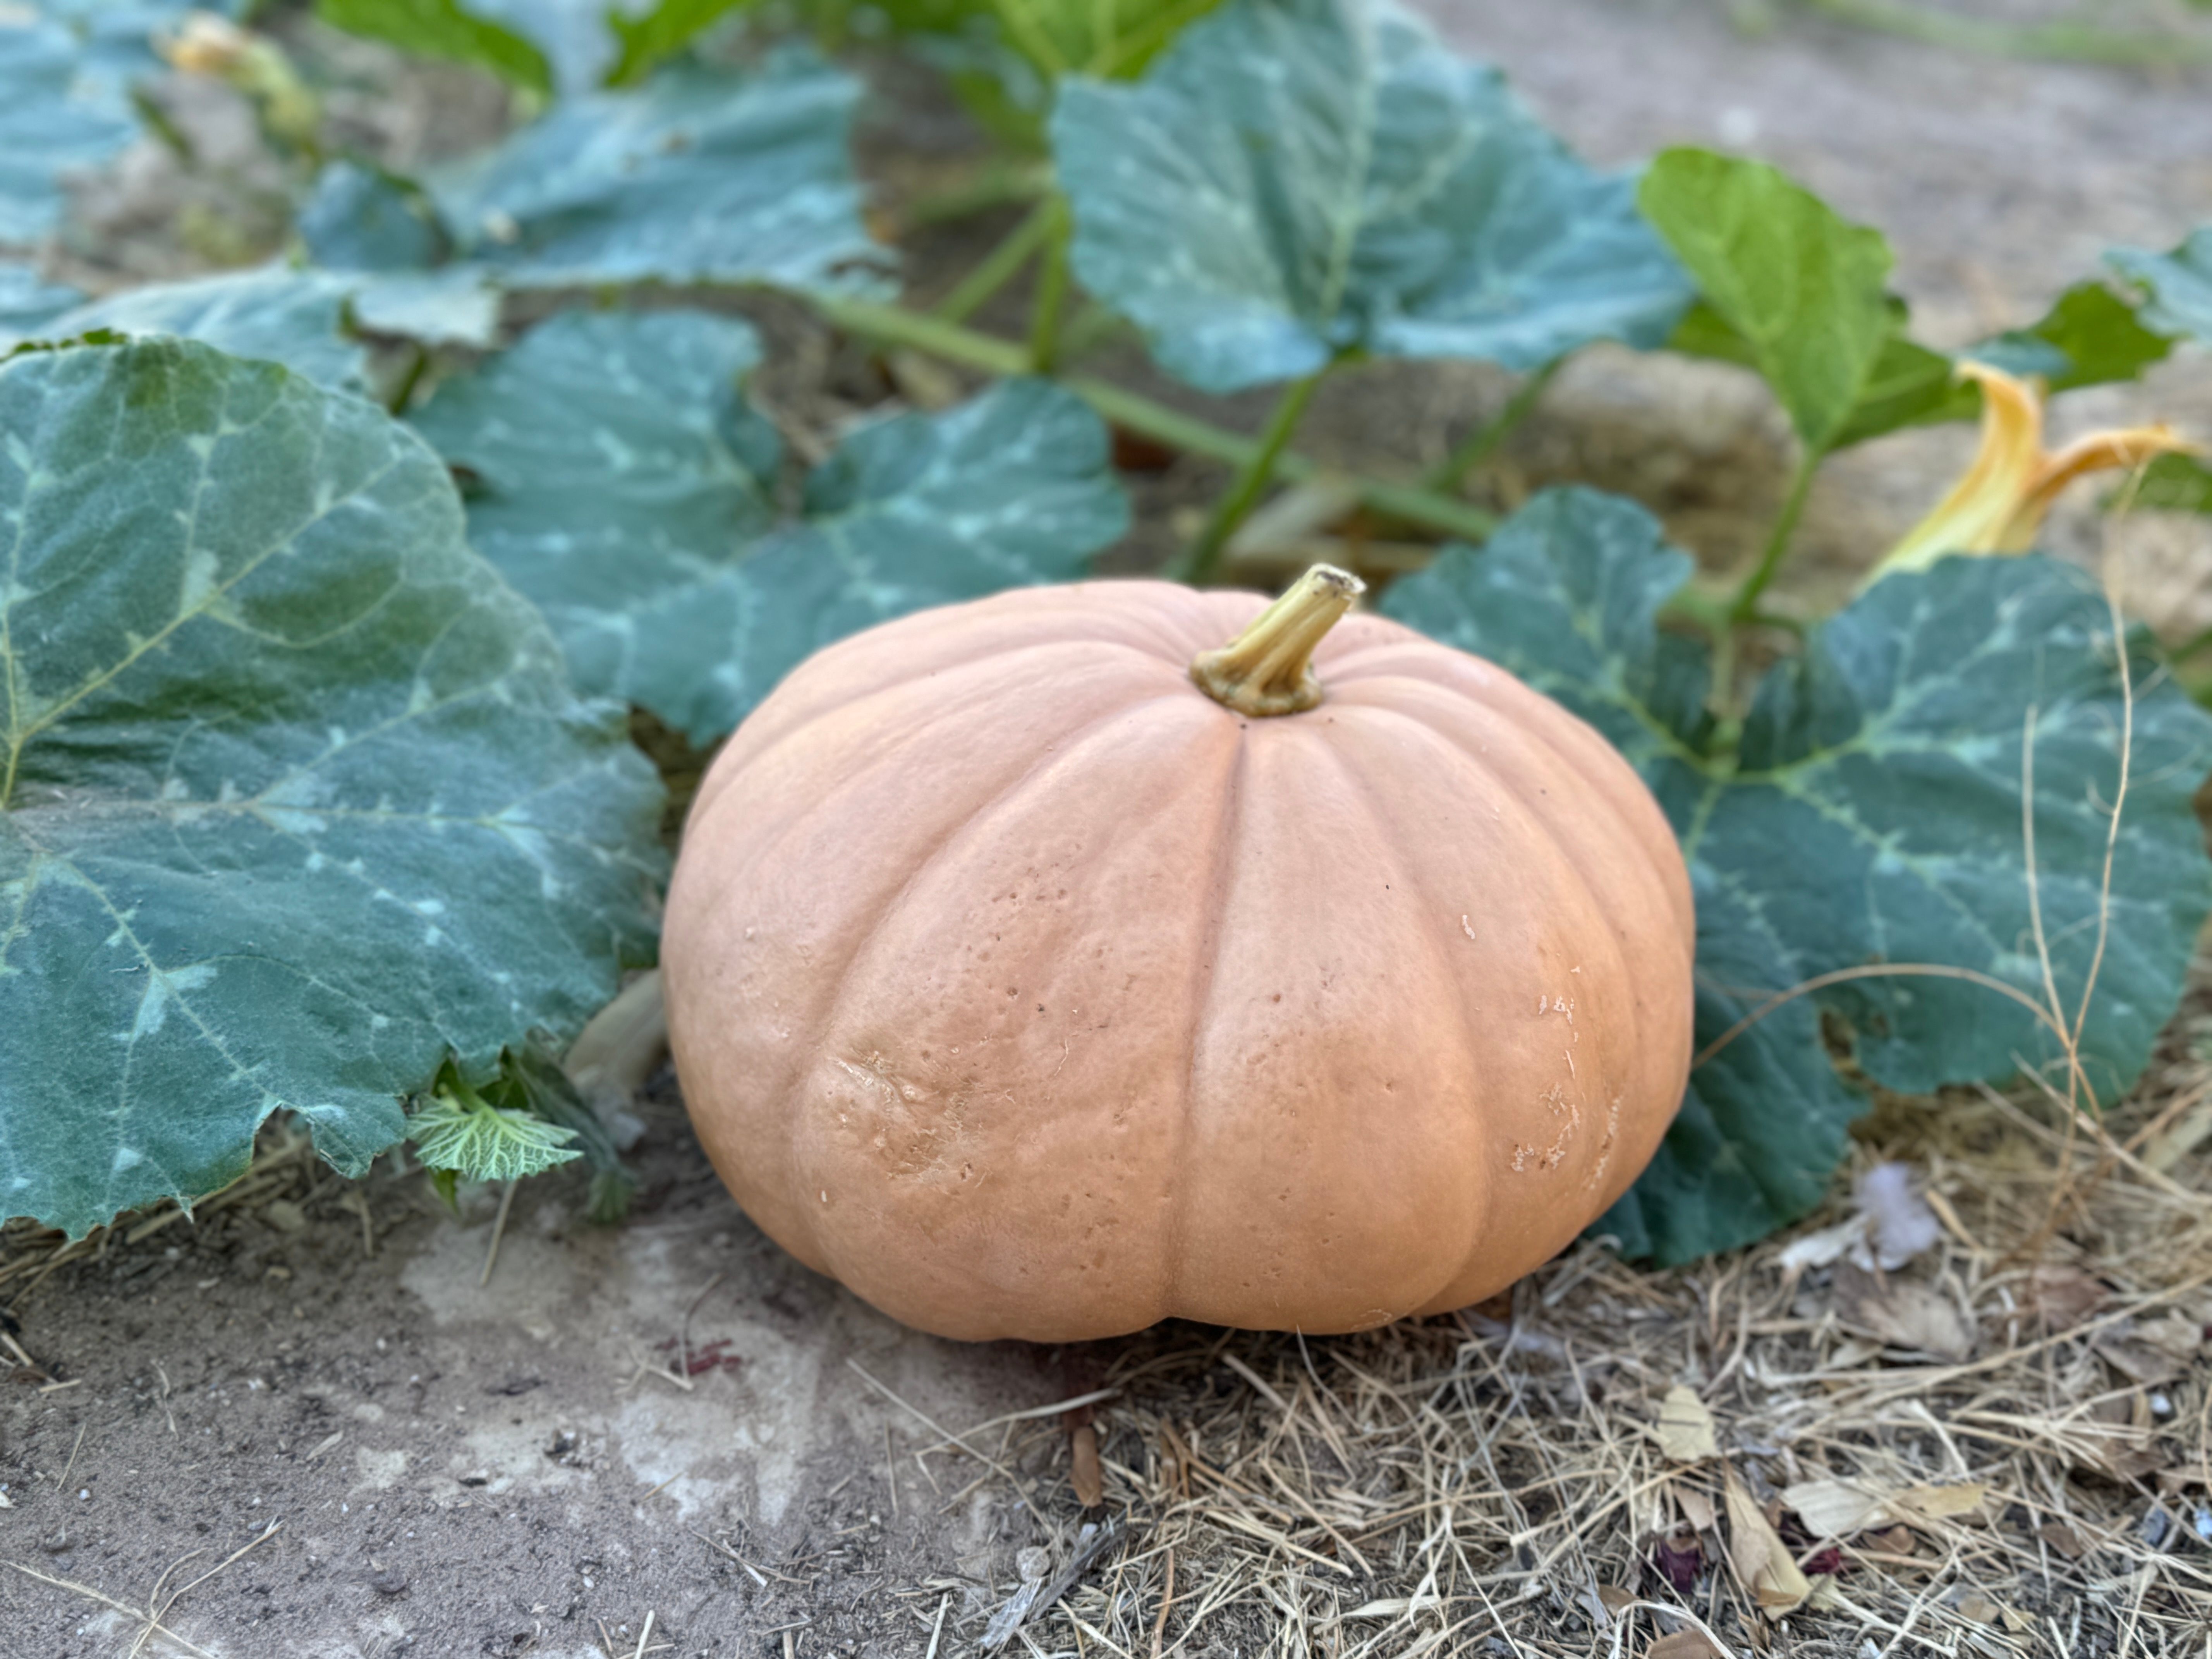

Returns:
920,1039,2212,1659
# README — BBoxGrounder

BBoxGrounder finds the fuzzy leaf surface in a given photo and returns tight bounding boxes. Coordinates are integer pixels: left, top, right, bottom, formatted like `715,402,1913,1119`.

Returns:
0,339,663,1236
1382,488,2212,1262
1053,0,1689,394
413,309,1128,740
28,268,369,390
428,51,891,294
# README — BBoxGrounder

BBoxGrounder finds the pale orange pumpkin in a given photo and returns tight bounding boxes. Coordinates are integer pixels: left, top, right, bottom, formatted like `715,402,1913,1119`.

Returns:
663,568,1695,1341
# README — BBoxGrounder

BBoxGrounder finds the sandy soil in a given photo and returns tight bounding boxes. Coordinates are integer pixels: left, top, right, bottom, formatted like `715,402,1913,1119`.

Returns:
4,5,2210,1656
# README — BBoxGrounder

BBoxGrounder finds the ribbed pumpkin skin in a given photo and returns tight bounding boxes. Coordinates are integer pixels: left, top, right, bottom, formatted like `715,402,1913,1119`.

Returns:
663,581,1695,1341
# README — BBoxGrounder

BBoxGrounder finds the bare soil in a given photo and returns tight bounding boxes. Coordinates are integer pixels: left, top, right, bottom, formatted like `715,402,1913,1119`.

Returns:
5,4,2212,1657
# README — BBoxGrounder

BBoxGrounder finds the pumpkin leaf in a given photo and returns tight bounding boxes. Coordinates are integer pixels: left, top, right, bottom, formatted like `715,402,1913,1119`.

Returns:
412,309,1129,741
26,267,369,390
607,0,756,86
2109,227,2212,343
1970,280,2172,390
314,0,556,95
0,338,664,1238
0,262,84,335
409,1078,583,1182
427,49,893,295
1051,0,1690,395
296,163,503,350
1381,487,2212,1262
0,13,142,245
2127,452,2212,514
1638,149,1893,452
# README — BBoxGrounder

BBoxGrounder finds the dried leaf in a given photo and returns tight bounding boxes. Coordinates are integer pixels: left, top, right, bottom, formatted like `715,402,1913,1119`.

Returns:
1778,1217,1864,1276
1070,1424,1104,1509
1782,1478,1884,1539
2097,1331,2184,1387
1893,1484,1987,1520
1674,1485,1717,1533
1657,1386,1718,1462
1724,1468,1812,1616
1597,1583,1638,1614
2027,1264,2109,1330
1650,1528,1704,1592
1646,1631,1723,1659
1834,1262,1973,1361
2038,1521,2088,1559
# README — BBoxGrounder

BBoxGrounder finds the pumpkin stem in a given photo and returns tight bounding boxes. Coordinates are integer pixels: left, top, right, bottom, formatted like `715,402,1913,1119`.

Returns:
1190,564,1366,717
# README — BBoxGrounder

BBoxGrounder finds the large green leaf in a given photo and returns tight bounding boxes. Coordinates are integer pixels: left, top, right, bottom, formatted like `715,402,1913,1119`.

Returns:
427,50,893,294
1381,488,2212,1262
0,338,663,1237
315,0,555,95
412,309,1129,741
25,268,369,390
1639,149,1893,452
0,263,82,335
2131,452,2212,514
296,164,502,349
1051,0,1690,395
607,0,753,85
2110,228,2212,344
1971,280,2172,390
0,15,140,245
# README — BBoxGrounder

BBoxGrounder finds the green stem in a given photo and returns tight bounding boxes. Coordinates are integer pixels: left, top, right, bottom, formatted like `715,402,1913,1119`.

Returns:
1173,370,1330,586
1796,0,2212,65
386,345,430,417
1421,357,1562,493
812,297,1498,543
902,161,1053,230
933,199,1057,324
1027,197,1073,373
1729,447,1822,625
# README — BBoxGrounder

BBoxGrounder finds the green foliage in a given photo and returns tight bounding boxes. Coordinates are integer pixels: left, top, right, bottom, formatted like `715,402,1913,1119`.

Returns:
2131,452,2212,514
1973,280,2172,390
410,1073,583,1182
18,267,369,390
426,50,891,294
1052,0,1690,394
2110,228,2212,344
1639,149,1893,452
412,309,1130,740
316,0,555,94
0,15,141,243
1382,488,2212,1263
0,264,84,335
608,0,756,84
0,338,664,1237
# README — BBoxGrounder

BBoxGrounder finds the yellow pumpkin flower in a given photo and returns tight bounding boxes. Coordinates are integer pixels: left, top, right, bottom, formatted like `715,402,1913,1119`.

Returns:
1870,360,2195,580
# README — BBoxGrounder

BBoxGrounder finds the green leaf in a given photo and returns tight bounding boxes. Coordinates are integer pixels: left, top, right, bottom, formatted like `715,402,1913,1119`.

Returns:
2128,452,2212,514
1971,280,2171,390
493,1035,637,1219
1051,0,1690,395
2109,227,2212,344
409,1078,583,1182
0,338,664,1237
412,309,1130,740
427,50,892,295
0,15,141,244
0,263,83,335
1638,148,1893,452
26,267,369,390
295,165,502,350
607,0,755,85
315,0,555,95
1381,488,2212,1262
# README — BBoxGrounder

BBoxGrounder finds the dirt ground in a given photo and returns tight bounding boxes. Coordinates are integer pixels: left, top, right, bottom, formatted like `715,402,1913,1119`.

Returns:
5,4,2212,1656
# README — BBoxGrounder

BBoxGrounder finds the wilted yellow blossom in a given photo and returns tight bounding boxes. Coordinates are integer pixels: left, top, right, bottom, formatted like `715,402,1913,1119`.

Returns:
1870,360,2193,580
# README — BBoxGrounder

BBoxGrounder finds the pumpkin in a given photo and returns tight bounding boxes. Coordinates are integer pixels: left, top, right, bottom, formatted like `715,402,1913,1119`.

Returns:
663,567,1695,1341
